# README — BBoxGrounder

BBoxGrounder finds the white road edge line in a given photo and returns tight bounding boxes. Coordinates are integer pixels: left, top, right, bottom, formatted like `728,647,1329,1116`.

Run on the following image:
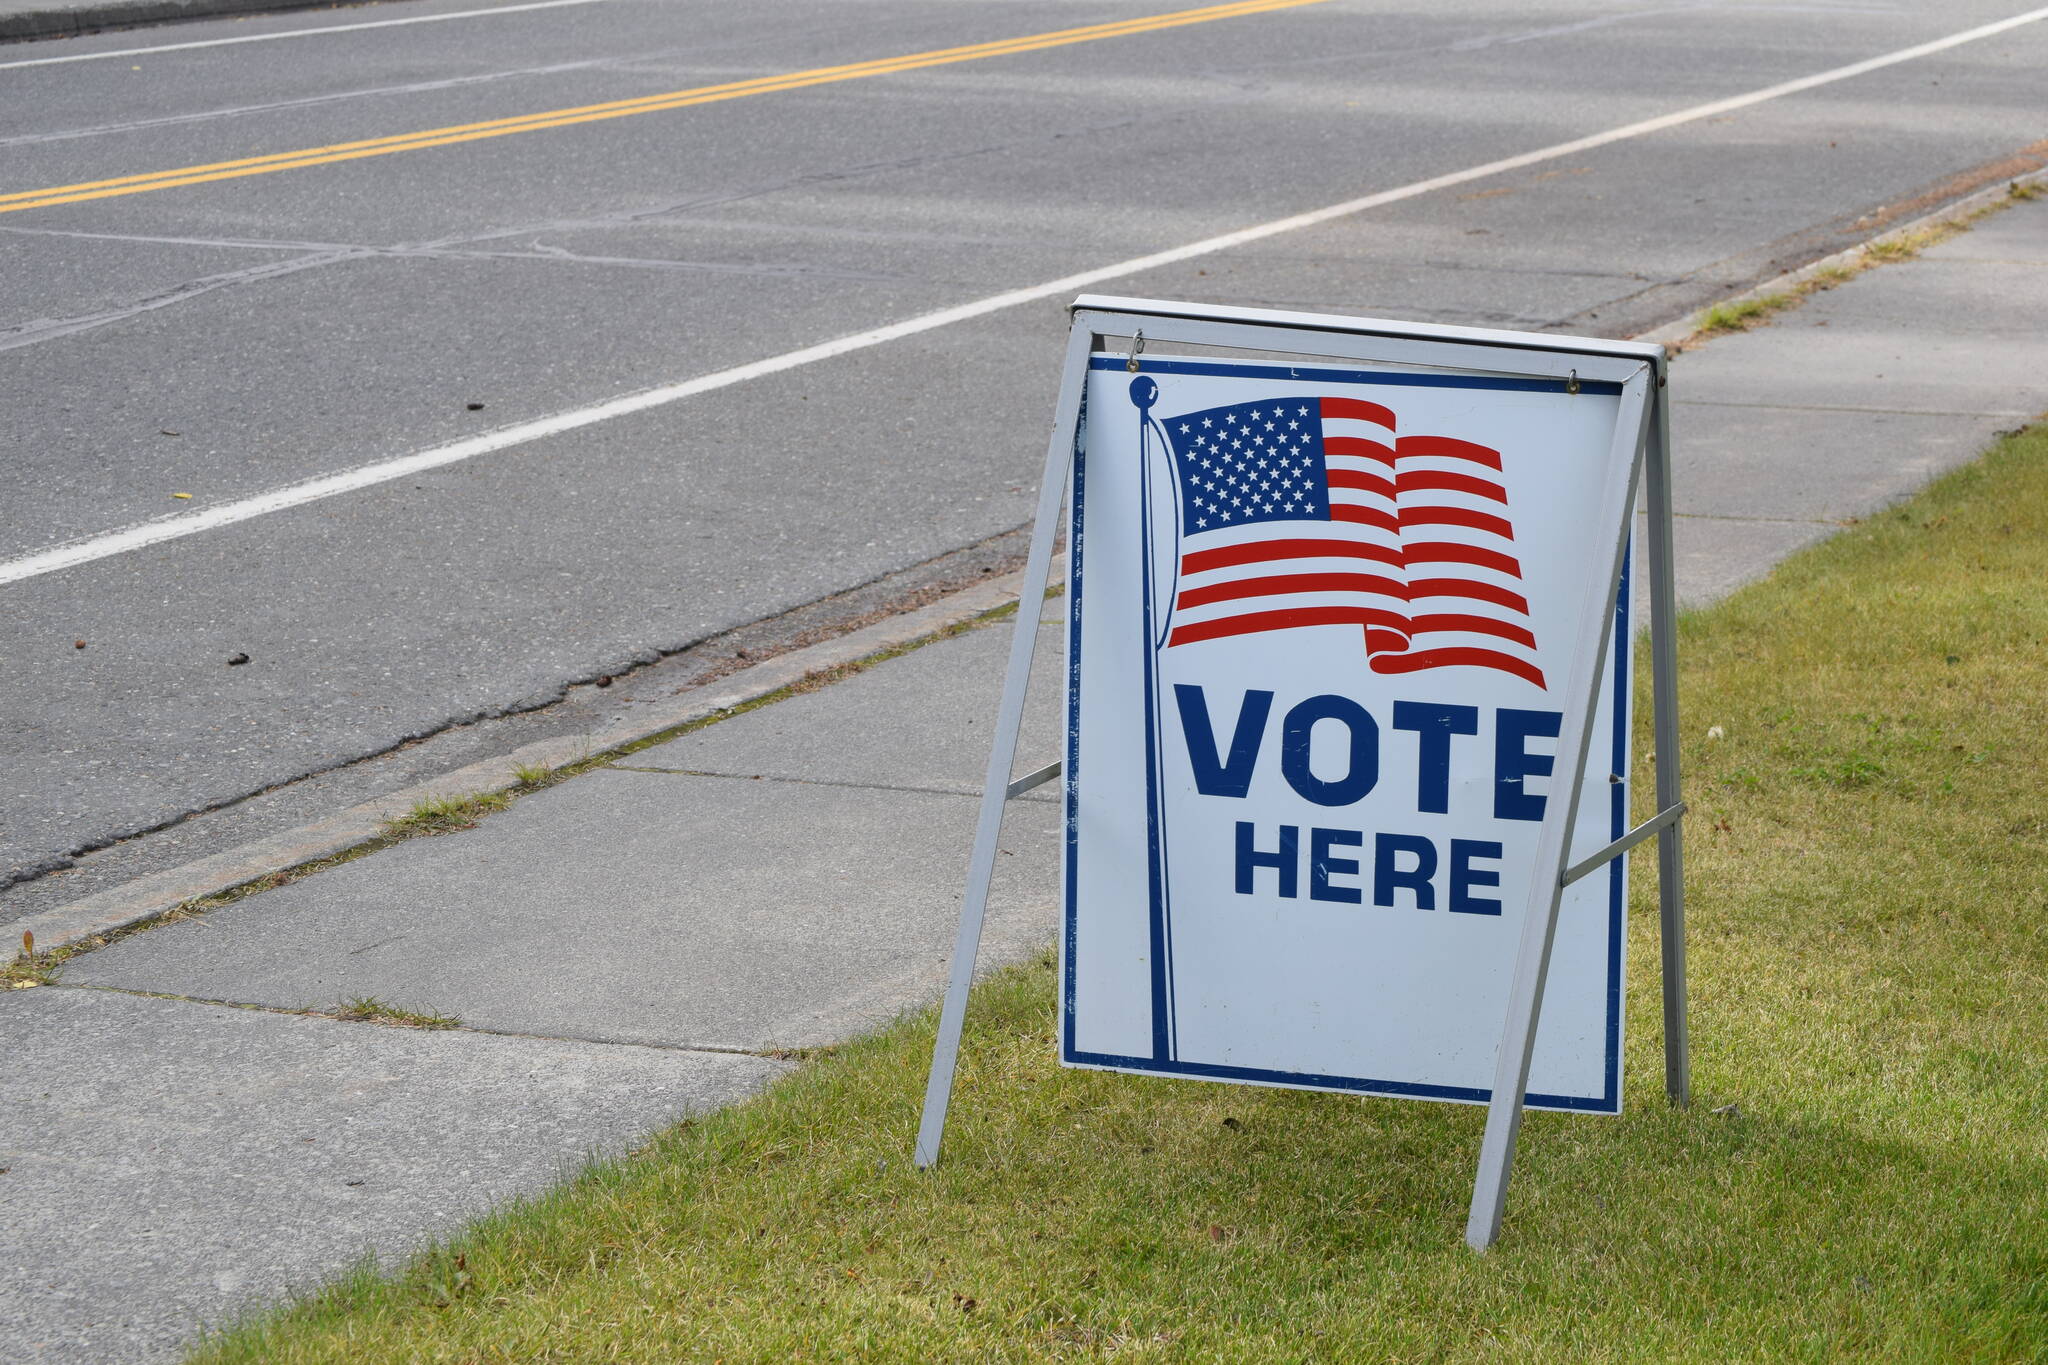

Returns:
0,0,617,71
4,4,2044,590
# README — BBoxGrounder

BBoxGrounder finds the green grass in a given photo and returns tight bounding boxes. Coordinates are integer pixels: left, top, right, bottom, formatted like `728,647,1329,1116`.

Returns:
1861,229,1941,266
1691,264,1857,339
1695,290,1795,335
190,428,2048,1363
382,792,513,837
1689,260,1865,339
331,996,463,1031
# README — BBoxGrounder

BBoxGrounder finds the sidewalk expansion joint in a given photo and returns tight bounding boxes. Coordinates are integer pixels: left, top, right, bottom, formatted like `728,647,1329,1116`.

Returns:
1675,399,2037,419
44,983,817,1062
1669,511,1848,526
607,765,1058,804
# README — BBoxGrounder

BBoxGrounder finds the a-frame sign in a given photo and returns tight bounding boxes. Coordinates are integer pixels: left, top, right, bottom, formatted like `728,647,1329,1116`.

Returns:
916,296,1689,1249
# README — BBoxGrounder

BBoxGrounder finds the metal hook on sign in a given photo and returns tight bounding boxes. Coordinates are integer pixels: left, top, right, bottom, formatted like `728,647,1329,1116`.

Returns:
1125,330,1147,373
1565,369,1581,396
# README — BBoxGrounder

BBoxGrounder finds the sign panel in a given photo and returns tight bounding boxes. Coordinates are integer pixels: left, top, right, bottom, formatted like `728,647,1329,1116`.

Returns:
1063,352,1633,1112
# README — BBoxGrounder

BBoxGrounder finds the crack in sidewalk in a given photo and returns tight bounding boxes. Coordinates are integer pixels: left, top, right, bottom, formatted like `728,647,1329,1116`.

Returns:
606,765,1058,802
1667,511,1849,525
44,982,821,1062
1675,399,2037,419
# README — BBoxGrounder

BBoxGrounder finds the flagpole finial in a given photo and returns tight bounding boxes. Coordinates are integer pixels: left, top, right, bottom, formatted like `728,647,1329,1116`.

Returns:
1129,375,1158,412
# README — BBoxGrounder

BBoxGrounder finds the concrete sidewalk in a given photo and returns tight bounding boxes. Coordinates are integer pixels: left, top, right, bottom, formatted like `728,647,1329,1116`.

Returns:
6,193,2046,1362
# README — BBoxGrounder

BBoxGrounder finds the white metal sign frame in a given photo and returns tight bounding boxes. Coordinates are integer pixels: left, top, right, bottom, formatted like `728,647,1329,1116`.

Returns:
915,295,1689,1251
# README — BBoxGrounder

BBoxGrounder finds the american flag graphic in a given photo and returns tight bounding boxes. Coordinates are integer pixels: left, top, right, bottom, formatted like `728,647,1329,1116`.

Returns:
1156,394,1545,688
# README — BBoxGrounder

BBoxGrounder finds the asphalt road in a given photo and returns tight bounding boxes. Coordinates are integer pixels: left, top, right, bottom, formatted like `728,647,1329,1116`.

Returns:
2,0,2044,905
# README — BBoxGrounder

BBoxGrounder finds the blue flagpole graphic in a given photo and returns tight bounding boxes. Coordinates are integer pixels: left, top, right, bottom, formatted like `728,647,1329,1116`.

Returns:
1131,374,1178,1062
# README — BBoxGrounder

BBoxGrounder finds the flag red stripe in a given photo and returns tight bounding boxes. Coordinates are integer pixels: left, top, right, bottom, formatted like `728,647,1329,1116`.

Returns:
1330,504,1399,534
1324,436,1395,465
1181,537,1402,573
1395,434,1502,471
1406,576,1530,613
1408,612,1537,648
1325,468,1396,499
1370,647,1546,688
1168,605,1407,647
1396,470,1506,502
1402,540,1523,575
1176,571,1405,610
1398,505,1515,538
1321,396,1396,428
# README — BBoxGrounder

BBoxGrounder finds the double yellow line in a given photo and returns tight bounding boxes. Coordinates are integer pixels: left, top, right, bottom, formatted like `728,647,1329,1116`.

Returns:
1,0,1328,216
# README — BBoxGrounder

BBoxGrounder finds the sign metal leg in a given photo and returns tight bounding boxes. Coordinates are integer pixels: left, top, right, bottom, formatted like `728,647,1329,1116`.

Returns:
1644,387,1691,1107
914,330,1088,1170
1465,374,1655,1251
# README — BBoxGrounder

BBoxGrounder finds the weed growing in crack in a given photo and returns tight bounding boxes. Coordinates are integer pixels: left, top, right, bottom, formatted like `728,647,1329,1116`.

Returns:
6,930,57,988
1697,293,1792,335
332,996,462,1030
383,792,510,837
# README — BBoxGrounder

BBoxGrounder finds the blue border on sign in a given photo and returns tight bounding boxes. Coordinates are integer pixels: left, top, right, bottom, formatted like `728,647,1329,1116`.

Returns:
1061,355,1628,1114
1061,384,1087,1065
